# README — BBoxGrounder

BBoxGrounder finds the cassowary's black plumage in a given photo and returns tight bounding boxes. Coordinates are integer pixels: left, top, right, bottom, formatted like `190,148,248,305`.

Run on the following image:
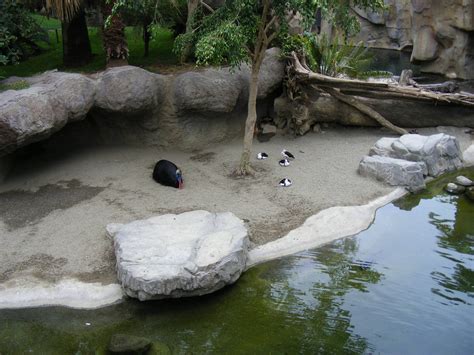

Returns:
152,160,183,189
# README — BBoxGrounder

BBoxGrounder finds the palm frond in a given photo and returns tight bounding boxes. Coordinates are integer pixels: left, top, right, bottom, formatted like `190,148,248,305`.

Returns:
45,0,83,22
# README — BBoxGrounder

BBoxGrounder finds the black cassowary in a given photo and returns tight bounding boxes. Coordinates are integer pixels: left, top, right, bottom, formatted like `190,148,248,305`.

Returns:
152,160,184,189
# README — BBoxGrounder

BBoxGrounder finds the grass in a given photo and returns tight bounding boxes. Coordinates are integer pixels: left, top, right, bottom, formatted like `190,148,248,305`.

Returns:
0,14,178,79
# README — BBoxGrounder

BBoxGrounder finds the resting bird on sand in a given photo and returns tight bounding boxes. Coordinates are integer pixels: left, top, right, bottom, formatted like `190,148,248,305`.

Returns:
279,158,290,167
279,178,292,187
257,152,269,160
281,149,295,160
152,160,184,189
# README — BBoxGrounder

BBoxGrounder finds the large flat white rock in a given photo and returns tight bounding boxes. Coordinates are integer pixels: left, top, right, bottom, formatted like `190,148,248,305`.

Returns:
107,210,249,300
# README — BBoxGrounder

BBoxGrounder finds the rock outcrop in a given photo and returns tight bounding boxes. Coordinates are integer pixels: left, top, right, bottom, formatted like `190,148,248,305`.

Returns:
359,155,426,192
107,210,249,301
349,0,474,79
359,133,463,191
464,145,474,167
0,48,284,157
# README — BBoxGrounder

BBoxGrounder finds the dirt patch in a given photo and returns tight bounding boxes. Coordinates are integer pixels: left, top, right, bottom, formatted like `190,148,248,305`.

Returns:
190,151,216,163
0,253,68,282
249,197,316,245
0,179,104,230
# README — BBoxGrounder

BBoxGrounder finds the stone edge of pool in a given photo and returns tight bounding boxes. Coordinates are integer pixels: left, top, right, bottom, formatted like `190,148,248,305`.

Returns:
0,187,406,310
246,187,407,268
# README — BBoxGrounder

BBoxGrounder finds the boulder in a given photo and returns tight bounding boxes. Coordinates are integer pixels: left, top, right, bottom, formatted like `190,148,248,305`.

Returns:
108,210,249,300
358,155,426,192
0,87,67,155
444,182,466,195
368,133,462,177
239,47,285,99
173,70,241,113
466,187,474,202
108,334,152,354
95,66,163,114
455,176,473,187
349,0,474,79
464,145,474,167
42,72,96,121
411,26,439,62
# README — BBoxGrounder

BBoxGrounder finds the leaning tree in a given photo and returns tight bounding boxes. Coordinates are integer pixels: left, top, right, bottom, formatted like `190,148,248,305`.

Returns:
176,0,385,175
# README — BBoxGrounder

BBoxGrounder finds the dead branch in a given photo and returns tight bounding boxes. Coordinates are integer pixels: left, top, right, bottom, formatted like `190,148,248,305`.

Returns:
289,52,474,108
322,87,408,135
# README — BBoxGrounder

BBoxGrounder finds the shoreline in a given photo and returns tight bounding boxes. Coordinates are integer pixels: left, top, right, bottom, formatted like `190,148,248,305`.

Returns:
0,187,405,310
0,126,471,309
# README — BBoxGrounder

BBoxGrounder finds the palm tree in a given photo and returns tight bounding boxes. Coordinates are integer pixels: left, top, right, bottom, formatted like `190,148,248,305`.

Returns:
100,0,128,66
46,0,92,67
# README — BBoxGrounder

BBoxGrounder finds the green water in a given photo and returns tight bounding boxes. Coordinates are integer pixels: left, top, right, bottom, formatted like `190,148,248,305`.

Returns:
1,170,473,354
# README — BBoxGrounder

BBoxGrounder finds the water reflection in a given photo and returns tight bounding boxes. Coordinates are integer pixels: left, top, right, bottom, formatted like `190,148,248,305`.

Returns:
0,170,473,354
262,237,383,354
428,194,474,305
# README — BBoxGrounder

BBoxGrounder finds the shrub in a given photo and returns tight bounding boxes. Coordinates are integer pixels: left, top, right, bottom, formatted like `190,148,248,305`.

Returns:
0,0,49,65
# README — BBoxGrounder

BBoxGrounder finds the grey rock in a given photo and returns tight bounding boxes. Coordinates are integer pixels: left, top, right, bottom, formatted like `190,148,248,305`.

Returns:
0,87,66,155
444,182,466,195
108,334,151,354
411,26,439,62
261,123,277,135
349,0,474,79
0,50,284,157
369,133,462,177
455,176,473,187
46,72,97,121
95,66,162,114
358,155,426,192
108,210,249,300
174,69,241,113
463,145,474,167
466,187,474,201
312,123,322,133
239,47,285,99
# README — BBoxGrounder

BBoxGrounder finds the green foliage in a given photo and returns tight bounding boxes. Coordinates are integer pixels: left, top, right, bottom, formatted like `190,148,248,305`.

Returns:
0,18,176,79
175,0,385,69
317,0,386,36
285,32,393,79
109,0,187,30
0,0,49,65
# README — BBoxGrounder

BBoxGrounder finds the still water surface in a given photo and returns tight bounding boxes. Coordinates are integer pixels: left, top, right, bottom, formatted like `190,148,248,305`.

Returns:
1,170,473,354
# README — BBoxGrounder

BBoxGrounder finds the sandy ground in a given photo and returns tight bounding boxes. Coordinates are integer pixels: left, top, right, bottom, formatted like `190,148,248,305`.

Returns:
0,126,472,286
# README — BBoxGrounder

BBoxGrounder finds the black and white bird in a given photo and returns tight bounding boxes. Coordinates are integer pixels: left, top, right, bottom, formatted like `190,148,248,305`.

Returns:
279,178,292,187
281,149,295,160
152,159,184,189
279,158,290,167
257,152,269,160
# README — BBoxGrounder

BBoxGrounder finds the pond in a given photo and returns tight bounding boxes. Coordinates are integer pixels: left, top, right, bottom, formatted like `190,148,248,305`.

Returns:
1,169,473,354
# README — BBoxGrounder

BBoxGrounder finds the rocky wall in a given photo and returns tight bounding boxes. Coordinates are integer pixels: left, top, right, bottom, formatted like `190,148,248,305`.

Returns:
0,48,284,158
348,0,474,79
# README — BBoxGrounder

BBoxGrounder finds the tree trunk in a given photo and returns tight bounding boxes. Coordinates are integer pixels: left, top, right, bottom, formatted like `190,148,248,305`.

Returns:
143,21,151,57
61,9,92,67
236,68,260,176
180,0,200,63
101,0,128,67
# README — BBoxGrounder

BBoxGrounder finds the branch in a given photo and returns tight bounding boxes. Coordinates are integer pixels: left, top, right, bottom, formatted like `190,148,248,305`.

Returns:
200,0,214,13
289,52,474,107
323,87,409,135
264,15,277,34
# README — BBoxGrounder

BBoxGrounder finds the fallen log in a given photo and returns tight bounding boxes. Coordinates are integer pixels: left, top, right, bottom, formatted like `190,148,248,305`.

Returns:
290,52,474,107
281,52,474,135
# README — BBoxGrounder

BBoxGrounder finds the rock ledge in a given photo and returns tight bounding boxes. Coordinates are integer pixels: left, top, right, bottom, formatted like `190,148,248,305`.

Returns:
108,210,249,301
